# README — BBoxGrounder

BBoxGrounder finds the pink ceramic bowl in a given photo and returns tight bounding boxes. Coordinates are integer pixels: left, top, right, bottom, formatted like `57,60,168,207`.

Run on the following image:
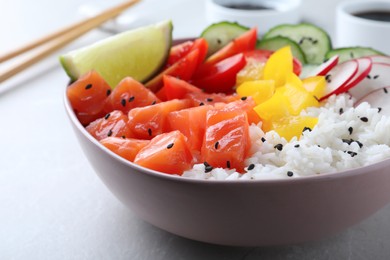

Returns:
64,74,390,248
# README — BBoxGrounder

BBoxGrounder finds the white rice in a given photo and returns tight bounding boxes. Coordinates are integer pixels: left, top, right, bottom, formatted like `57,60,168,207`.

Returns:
182,94,390,180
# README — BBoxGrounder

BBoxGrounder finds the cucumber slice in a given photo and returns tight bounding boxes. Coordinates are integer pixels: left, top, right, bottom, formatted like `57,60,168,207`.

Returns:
325,47,384,63
257,36,307,64
263,23,332,64
200,21,249,56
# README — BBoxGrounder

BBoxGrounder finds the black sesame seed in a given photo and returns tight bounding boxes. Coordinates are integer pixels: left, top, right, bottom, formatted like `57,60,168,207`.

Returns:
342,139,362,148
312,39,318,44
339,108,344,115
214,141,219,149
378,107,382,113
325,74,332,83
199,102,205,106
248,164,255,170
106,89,111,96
241,96,247,101
348,126,353,135
104,113,111,120
151,100,157,105
226,160,231,168
203,161,210,167
294,144,300,148
206,98,213,102
205,165,213,173
121,135,126,139
360,117,368,122
274,144,283,151
261,137,266,142
107,129,113,137
347,151,358,157
366,75,371,79
128,96,135,102
147,128,152,136
356,140,363,148
373,75,380,79
342,138,353,145
287,171,294,177
85,84,92,90
121,99,126,107
384,88,388,94
302,126,312,133
167,143,174,149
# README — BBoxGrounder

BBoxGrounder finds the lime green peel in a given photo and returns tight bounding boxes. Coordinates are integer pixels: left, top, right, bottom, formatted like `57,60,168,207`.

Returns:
60,20,173,88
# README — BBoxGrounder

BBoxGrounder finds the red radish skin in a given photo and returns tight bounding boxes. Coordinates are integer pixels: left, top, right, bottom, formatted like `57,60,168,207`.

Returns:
368,55,390,65
349,63,390,100
307,55,339,77
341,57,372,92
356,87,390,116
320,59,358,100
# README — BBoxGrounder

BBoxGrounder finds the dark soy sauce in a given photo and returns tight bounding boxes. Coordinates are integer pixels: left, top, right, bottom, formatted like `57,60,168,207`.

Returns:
223,3,273,10
353,11,390,22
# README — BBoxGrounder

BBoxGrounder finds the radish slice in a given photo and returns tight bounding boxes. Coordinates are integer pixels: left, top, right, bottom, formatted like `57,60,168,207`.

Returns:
307,55,339,77
349,63,390,100
343,57,372,91
356,87,390,116
319,59,358,101
368,55,390,65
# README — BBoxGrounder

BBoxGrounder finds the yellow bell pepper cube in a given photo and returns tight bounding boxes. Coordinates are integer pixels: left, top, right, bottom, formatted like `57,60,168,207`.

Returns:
262,46,293,87
236,58,265,86
236,80,275,105
254,88,294,124
272,73,319,115
285,72,304,90
303,76,326,100
272,116,319,141
282,83,320,115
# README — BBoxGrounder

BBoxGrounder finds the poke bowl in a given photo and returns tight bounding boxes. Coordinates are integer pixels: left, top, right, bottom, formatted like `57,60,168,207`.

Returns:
63,20,390,246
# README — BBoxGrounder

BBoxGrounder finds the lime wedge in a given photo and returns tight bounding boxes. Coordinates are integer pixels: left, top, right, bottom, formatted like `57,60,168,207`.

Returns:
60,20,173,88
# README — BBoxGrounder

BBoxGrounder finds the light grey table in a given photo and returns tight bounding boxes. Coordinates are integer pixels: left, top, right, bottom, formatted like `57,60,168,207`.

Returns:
1,0,389,259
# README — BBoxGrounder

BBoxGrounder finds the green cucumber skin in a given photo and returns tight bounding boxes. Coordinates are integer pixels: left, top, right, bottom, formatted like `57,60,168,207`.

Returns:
263,23,332,64
257,36,307,64
325,47,384,63
201,21,249,56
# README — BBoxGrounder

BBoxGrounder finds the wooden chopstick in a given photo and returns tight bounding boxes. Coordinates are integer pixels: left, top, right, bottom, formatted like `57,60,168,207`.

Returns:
0,0,140,83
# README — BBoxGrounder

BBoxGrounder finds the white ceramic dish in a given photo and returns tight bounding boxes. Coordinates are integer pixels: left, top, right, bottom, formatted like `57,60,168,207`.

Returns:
336,0,390,54
205,0,302,35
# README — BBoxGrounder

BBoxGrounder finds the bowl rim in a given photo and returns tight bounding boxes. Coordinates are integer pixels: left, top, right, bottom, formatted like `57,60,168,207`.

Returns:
64,86,390,185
